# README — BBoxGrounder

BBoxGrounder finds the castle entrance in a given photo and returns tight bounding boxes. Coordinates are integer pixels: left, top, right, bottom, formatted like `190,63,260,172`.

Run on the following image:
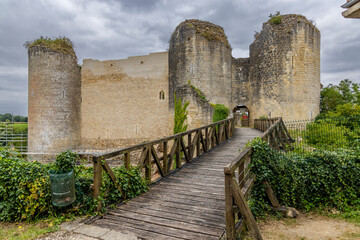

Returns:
233,105,250,127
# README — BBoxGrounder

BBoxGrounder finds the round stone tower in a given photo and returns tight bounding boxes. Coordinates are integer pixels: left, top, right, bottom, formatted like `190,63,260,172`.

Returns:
169,19,233,109
28,40,81,159
248,14,321,121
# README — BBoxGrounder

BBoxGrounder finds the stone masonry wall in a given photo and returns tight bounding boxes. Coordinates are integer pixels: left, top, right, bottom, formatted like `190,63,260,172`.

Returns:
81,52,169,148
28,46,81,156
231,57,250,108
248,14,321,123
169,19,233,128
175,85,214,130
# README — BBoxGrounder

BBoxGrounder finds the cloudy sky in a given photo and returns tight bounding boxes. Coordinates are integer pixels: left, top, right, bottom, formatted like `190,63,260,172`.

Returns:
0,0,359,115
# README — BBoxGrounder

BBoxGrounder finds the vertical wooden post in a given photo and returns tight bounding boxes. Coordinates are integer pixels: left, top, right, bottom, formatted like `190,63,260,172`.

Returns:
176,137,181,168
211,127,216,148
163,141,168,175
225,173,236,240
124,151,130,170
145,147,151,184
205,128,209,151
188,133,192,161
239,160,245,189
93,156,102,211
196,131,200,157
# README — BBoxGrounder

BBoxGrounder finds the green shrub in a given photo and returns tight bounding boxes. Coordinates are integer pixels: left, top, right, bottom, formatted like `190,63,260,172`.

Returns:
304,122,350,149
25,36,75,56
269,11,282,25
174,94,190,134
212,104,229,123
0,149,148,222
304,116,360,149
0,155,52,221
248,138,360,217
54,150,77,173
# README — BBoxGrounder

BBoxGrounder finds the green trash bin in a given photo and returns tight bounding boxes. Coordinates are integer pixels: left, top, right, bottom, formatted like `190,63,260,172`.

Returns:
49,170,76,207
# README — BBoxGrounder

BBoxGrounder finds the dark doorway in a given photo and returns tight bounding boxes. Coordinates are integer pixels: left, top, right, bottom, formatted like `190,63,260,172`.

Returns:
233,105,250,127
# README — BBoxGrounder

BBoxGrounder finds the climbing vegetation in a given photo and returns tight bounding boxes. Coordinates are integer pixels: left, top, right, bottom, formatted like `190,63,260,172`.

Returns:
187,80,207,102
174,94,190,134
0,148,147,222
247,138,360,217
212,104,229,123
24,36,75,56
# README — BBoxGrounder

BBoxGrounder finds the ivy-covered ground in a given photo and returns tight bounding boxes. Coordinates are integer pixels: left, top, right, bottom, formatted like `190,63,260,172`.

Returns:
0,148,148,239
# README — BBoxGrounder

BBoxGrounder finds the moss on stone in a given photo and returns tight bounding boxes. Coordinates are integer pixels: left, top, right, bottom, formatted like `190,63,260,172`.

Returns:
25,36,76,56
183,19,231,49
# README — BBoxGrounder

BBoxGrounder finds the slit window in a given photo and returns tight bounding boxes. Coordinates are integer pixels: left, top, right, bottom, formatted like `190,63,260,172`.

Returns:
159,90,165,100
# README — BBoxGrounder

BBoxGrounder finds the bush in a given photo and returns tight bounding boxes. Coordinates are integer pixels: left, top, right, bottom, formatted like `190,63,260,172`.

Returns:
269,11,282,25
248,138,360,217
304,116,360,149
212,104,229,123
0,149,148,222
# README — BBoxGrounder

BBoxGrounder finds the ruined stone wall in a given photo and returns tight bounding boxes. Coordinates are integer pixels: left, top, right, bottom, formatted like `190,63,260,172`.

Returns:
81,52,169,148
169,19,233,128
175,86,213,130
28,46,81,156
231,57,251,108
247,14,321,123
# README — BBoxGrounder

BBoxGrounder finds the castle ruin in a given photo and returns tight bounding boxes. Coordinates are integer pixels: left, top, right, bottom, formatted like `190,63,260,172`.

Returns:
27,14,320,156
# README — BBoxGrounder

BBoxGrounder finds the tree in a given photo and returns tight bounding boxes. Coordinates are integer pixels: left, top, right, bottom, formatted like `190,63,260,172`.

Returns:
320,79,359,113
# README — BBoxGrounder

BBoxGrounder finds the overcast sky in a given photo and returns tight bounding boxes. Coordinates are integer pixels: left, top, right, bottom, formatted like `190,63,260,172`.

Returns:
0,0,359,115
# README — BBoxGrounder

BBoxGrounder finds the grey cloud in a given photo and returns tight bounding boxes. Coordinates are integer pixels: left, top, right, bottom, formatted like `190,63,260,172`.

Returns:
1,0,360,115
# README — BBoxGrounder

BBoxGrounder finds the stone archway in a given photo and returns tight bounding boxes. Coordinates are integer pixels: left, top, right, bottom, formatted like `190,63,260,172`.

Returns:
233,105,250,127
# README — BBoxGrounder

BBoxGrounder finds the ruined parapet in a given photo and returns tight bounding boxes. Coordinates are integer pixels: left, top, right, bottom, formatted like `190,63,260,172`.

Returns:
27,38,81,161
169,19,233,123
248,14,321,122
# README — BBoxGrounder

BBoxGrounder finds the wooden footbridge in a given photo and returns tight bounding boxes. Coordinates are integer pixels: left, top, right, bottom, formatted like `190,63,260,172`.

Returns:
86,118,293,240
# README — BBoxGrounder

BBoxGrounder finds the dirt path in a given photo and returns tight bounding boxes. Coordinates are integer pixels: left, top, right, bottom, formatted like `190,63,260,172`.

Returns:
257,213,360,240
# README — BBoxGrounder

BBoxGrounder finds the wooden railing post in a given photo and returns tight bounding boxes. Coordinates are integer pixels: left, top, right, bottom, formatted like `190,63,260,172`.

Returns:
93,156,102,211
124,151,130,170
225,173,236,240
205,128,209,151
145,147,151,184
188,133,192,161
163,141,168,175
176,137,181,168
196,131,200,157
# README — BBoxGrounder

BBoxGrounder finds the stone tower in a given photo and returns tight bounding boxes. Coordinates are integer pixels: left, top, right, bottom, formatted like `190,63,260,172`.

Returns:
28,43,81,158
169,19,233,127
247,14,321,121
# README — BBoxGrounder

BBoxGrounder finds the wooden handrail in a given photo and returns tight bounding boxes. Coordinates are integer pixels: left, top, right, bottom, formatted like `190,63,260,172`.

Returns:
93,117,235,210
224,117,293,239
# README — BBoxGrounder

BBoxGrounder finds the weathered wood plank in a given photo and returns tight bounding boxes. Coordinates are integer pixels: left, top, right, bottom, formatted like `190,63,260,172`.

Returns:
94,219,186,240
109,209,222,237
110,206,225,230
89,128,263,240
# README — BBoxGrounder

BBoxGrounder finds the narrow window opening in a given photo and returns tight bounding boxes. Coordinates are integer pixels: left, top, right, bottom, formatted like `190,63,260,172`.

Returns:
62,90,65,98
159,90,165,100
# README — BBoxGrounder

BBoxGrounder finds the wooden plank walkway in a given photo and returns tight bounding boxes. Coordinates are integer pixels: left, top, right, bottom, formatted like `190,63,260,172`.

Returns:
90,128,263,240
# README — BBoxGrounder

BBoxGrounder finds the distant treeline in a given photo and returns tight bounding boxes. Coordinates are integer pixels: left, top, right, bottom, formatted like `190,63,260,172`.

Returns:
0,113,28,122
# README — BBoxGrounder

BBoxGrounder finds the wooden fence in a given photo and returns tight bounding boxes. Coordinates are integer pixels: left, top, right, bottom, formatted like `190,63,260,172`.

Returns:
93,118,235,209
224,117,293,240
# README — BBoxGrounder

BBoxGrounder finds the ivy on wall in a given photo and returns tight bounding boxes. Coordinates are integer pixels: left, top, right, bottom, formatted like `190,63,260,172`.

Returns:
212,103,229,123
